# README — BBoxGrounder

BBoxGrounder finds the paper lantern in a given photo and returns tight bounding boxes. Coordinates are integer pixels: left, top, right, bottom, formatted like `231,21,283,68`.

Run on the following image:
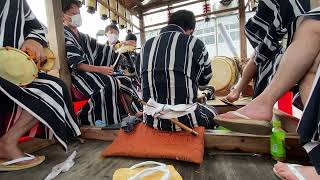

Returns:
98,1,109,20
118,4,126,29
86,0,97,14
109,0,118,24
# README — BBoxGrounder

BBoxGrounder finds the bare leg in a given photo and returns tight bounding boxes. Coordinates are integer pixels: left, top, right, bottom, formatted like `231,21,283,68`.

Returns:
0,110,38,161
219,18,320,120
121,92,142,117
226,53,257,102
299,51,320,105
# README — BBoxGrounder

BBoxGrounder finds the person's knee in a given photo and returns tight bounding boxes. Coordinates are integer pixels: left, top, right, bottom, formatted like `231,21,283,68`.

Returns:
298,18,320,36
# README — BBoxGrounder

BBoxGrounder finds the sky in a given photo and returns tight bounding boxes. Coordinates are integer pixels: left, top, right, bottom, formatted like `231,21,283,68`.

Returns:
26,0,130,43
26,0,232,43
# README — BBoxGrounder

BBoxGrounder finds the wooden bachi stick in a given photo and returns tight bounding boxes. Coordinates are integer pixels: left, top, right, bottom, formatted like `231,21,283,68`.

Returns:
138,99,199,136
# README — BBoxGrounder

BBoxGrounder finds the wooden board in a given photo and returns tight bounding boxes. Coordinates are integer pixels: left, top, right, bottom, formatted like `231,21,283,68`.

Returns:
2,140,301,180
79,126,306,157
206,96,251,113
80,126,119,141
19,138,56,154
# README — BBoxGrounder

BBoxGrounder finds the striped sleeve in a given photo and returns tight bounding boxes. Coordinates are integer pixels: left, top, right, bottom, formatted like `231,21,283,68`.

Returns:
23,0,48,47
64,32,86,71
196,40,212,86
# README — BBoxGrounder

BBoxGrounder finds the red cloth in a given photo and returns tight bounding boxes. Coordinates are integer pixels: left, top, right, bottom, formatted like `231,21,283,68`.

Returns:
278,91,293,115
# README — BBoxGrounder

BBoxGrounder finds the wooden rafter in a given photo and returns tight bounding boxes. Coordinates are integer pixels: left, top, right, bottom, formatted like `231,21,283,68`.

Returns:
144,6,239,29
143,0,203,16
141,0,190,13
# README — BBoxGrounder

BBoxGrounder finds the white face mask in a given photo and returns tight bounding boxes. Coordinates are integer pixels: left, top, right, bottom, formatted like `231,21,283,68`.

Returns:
70,14,82,27
107,33,119,44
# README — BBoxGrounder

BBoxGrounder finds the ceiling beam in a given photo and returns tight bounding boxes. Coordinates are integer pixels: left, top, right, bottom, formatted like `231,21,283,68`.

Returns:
97,0,141,31
143,0,203,16
144,6,239,29
141,0,189,13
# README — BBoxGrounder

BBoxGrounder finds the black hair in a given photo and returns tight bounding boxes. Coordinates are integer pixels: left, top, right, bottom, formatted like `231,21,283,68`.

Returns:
61,0,82,12
105,24,120,33
168,10,196,31
125,32,137,41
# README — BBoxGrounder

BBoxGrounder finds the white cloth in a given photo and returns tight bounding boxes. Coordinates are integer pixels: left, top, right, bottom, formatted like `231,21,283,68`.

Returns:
44,151,77,180
144,99,198,119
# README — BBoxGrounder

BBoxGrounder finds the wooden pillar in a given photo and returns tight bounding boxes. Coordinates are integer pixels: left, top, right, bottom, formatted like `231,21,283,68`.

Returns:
44,0,72,96
139,12,146,45
239,0,247,59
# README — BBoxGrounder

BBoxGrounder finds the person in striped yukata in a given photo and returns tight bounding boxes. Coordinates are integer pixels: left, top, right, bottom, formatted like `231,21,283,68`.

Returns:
0,0,80,167
219,1,320,178
140,10,218,131
61,0,142,126
226,0,310,102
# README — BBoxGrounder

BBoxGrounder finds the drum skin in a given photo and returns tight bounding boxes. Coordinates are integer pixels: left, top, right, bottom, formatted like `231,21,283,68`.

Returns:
209,56,239,96
0,47,38,86
0,47,55,86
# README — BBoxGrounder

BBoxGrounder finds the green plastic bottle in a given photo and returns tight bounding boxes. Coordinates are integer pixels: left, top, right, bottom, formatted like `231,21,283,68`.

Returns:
270,119,286,161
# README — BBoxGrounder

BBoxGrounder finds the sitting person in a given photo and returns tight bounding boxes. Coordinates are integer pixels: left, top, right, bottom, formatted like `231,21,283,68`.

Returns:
0,0,80,170
225,0,310,103
217,3,320,180
105,23,121,50
139,10,217,131
62,0,142,126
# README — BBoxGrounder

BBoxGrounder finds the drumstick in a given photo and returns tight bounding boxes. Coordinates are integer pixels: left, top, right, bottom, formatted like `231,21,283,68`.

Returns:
220,98,240,109
137,99,199,136
112,53,122,67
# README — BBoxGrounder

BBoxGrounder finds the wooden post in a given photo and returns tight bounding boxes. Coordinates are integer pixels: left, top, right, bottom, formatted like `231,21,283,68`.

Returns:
239,0,247,60
44,0,72,96
139,12,146,45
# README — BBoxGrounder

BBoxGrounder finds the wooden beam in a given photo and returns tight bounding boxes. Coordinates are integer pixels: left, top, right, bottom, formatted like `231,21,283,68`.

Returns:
80,126,119,141
45,0,72,96
142,0,189,13
143,0,202,16
204,131,305,157
144,7,239,29
79,126,305,156
97,0,141,31
239,0,247,59
139,12,146,44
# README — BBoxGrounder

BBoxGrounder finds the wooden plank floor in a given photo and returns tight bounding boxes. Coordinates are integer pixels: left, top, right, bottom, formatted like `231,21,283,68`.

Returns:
0,140,305,180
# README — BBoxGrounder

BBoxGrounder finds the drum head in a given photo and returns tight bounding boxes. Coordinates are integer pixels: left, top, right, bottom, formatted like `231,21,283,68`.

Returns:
0,47,38,86
39,48,55,72
209,56,238,94
117,45,136,54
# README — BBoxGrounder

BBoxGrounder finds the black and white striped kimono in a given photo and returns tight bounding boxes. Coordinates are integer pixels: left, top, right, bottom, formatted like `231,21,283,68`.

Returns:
291,8,320,174
140,25,218,131
0,0,80,150
245,0,310,98
64,27,142,126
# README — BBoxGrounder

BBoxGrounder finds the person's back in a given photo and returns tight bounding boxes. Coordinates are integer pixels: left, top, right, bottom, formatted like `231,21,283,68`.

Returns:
140,10,217,131
141,14,212,105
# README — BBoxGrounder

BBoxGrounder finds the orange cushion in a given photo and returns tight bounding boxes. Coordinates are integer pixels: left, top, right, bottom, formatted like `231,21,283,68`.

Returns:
101,123,205,164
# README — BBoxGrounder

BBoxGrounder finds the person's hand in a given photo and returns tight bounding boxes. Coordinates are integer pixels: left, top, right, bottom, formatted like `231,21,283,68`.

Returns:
97,66,114,76
21,39,46,63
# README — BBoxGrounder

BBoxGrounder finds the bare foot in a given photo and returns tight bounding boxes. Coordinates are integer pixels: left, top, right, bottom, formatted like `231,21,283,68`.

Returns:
217,99,273,121
226,90,240,103
0,138,24,161
274,162,320,180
